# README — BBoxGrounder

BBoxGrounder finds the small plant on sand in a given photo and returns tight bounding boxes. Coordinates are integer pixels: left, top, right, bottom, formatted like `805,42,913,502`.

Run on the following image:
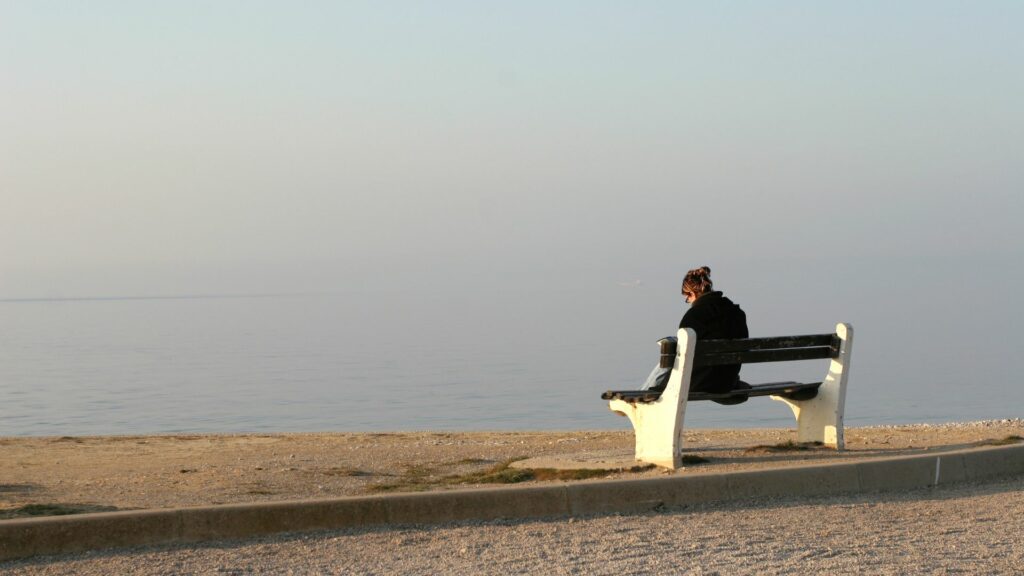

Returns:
451,459,536,484
367,482,427,493
366,463,445,493
401,464,438,478
365,459,655,493
0,503,119,519
745,440,824,453
628,464,658,472
978,435,1023,446
319,467,372,477
446,458,639,484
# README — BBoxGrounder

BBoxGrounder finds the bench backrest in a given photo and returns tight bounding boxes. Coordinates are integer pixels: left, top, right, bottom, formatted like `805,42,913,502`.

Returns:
693,333,841,367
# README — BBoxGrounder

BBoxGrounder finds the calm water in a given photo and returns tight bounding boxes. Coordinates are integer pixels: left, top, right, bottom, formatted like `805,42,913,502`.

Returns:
1,288,1020,436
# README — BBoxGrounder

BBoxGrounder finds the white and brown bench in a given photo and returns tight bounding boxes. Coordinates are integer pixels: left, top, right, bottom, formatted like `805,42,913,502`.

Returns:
601,323,853,469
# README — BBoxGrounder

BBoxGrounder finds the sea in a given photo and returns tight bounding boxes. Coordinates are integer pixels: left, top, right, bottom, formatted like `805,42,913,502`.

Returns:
1,289,1020,437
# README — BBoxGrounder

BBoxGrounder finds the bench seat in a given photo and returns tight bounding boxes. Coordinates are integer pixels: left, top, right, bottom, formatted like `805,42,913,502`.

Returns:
601,381,822,404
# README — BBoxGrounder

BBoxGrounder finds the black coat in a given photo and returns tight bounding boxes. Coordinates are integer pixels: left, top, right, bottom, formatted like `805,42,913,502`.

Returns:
680,291,748,393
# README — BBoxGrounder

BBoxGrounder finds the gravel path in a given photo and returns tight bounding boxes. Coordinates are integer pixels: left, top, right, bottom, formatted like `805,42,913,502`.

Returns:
5,475,1023,575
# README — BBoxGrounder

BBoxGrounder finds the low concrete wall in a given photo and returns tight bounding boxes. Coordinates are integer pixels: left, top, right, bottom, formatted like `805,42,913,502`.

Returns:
3,443,1023,562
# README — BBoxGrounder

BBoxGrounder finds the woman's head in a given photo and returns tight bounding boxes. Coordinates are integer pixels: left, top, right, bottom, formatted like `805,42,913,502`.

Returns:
682,266,713,303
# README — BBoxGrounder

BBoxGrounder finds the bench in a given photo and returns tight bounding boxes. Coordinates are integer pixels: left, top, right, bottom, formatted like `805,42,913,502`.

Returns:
601,323,853,469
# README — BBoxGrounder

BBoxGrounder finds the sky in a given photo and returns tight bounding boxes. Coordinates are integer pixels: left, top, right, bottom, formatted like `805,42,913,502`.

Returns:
2,1,1022,301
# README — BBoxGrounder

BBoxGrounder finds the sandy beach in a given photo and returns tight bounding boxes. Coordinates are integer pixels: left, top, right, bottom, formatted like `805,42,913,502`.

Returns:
2,420,1023,573
2,420,1023,515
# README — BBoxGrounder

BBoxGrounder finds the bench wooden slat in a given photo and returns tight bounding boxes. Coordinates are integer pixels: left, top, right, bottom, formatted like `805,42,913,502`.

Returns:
696,346,835,366
695,334,835,354
602,381,822,404
601,390,660,403
690,381,821,401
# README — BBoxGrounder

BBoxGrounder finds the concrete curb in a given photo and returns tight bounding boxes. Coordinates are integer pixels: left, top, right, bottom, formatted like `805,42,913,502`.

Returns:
2,443,1023,562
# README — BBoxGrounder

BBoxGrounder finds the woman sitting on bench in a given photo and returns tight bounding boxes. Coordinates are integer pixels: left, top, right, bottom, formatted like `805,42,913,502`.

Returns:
642,266,750,403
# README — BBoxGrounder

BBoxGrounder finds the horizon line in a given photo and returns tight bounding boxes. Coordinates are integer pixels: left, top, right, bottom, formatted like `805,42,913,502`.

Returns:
0,293,305,304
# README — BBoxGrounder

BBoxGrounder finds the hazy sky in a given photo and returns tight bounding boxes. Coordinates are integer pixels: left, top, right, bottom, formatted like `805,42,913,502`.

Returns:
2,1,1022,299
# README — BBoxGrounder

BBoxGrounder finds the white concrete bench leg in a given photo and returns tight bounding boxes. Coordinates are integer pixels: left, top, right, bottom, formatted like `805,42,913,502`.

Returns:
608,328,697,469
771,323,853,449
